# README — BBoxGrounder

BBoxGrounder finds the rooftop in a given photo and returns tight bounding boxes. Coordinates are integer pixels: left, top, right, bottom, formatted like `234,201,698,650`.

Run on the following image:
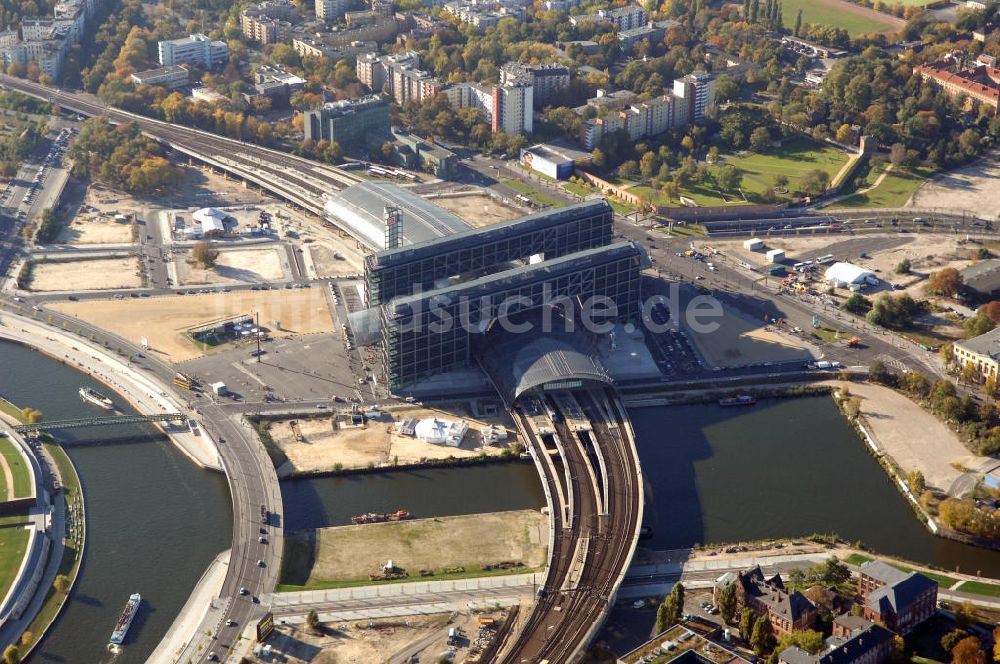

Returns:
370,199,613,269
961,257,1000,294
866,572,938,614
778,623,894,664
324,181,468,250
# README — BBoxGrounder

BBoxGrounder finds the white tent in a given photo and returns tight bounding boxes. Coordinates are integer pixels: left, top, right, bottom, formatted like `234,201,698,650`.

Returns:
193,207,228,236
824,262,876,287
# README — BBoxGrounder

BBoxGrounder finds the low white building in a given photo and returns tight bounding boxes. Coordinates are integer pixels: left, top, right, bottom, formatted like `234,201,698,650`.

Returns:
743,238,763,251
193,207,230,237
414,418,468,447
824,262,877,289
766,248,785,264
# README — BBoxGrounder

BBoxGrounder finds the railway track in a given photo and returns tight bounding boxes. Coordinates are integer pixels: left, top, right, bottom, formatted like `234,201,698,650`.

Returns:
499,388,642,663
0,75,363,212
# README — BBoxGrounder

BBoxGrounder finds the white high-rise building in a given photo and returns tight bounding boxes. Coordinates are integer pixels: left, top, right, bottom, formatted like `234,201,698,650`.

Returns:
316,0,352,21
492,79,533,135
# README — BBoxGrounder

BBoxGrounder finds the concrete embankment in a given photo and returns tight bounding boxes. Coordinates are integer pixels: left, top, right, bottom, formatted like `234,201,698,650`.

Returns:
146,550,231,664
0,311,222,470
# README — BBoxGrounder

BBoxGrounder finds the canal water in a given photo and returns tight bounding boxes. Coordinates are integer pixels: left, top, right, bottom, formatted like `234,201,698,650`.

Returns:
280,463,548,531
0,341,232,664
631,396,1000,579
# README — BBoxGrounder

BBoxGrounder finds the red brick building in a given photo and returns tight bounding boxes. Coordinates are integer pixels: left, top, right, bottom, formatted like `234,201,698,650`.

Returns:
714,567,816,637
857,561,937,635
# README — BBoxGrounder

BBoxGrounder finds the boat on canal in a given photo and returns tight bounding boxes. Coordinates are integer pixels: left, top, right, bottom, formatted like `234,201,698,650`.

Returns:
109,592,141,647
79,386,114,411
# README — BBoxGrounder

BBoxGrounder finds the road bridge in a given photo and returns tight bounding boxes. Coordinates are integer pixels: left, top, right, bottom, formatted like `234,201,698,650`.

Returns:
0,75,362,220
13,412,187,433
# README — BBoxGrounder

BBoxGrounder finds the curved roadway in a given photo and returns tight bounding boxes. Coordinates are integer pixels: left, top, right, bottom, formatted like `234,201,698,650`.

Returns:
0,299,281,663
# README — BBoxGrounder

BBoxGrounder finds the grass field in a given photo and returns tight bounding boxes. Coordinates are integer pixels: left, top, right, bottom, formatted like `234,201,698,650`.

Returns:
0,435,32,500
726,137,852,198
834,167,929,208
632,137,852,208
780,0,902,36
503,179,566,209
278,510,547,591
958,580,1000,597
0,526,30,601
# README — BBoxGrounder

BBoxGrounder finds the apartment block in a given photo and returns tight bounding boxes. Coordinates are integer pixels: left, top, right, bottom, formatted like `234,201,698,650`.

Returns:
303,95,392,151
316,0,352,21
500,62,569,107
241,0,298,44
158,34,229,69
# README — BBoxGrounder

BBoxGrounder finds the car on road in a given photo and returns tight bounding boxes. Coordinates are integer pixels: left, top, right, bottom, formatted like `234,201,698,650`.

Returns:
226,619,237,627
208,653,218,661
238,587,248,595
257,559,266,567
258,536,267,544
316,403,327,409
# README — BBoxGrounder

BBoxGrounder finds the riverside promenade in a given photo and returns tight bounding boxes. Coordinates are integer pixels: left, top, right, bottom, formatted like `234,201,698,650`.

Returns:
0,310,222,470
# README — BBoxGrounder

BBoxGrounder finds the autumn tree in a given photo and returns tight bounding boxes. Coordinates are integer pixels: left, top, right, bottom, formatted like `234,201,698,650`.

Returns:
53,574,70,593
928,268,963,297
978,301,1000,323
192,241,220,268
951,636,985,664
3,645,17,664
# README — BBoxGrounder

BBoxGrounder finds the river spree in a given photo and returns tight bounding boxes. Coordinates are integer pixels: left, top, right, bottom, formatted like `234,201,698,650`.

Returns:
281,462,547,531
631,395,1000,579
0,341,232,664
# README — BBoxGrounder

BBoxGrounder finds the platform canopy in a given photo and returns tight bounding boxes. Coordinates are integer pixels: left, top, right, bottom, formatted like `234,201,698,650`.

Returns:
477,324,612,402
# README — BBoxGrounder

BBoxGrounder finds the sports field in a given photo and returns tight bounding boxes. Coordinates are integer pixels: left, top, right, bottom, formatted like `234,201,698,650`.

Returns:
0,435,32,501
781,0,904,36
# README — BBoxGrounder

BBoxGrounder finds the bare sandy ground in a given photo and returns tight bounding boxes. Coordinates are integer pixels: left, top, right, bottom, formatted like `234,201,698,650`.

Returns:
909,152,1000,219
177,247,285,285
845,381,993,496
49,289,334,362
27,257,141,291
686,306,813,367
56,216,133,244
256,614,455,664
303,510,547,583
270,407,515,474
709,235,979,297
430,193,522,228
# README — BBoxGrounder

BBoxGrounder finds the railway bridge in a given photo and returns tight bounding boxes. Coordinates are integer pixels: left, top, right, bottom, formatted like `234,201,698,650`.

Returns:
478,333,645,663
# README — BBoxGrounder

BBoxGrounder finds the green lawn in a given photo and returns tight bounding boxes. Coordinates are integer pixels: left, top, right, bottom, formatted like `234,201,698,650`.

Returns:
780,0,901,36
503,179,566,209
834,167,929,209
724,137,851,199
0,435,32,500
0,526,30,601
277,564,544,593
844,553,874,566
956,580,1000,597
0,398,24,424
630,137,852,208
562,181,592,198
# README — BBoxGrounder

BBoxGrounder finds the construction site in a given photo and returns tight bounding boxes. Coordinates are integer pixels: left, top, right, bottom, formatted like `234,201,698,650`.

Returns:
265,403,518,475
